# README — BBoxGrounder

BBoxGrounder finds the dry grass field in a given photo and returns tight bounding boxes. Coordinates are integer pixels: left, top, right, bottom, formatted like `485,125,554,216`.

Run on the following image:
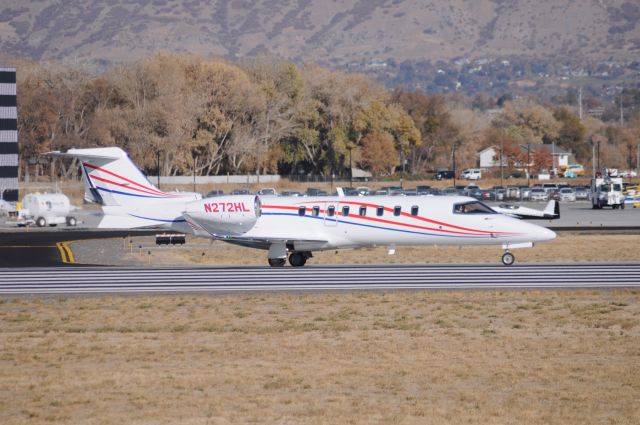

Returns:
1,290,639,425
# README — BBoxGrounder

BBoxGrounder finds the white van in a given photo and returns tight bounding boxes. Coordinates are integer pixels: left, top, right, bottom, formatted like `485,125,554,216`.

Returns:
461,168,482,180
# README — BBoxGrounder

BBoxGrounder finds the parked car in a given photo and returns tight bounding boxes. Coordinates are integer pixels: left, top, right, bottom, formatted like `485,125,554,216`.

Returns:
460,168,482,180
280,190,302,197
441,187,459,196
519,185,531,200
416,185,431,194
205,189,224,197
257,188,278,196
574,186,590,200
434,169,455,180
542,183,559,193
530,188,549,201
558,187,576,202
231,188,251,195
505,186,521,200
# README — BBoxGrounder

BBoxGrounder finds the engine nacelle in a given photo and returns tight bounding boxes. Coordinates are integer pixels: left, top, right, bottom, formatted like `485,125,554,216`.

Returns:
184,195,261,236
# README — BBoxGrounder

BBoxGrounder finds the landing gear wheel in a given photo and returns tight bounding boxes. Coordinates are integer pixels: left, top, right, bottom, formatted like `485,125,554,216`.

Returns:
36,217,46,227
66,216,77,226
268,258,286,267
289,252,307,267
620,203,625,210
501,252,515,266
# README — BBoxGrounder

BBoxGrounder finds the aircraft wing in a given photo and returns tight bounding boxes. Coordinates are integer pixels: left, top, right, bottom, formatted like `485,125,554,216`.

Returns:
493,200,560,220
182,213,329,250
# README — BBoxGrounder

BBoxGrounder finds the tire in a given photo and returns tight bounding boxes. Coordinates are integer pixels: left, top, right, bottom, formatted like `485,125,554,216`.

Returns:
620,203,625,210
66,216,77,226
501,252,515,266
268,258,286,267
289,252,307,267
35,217,46,227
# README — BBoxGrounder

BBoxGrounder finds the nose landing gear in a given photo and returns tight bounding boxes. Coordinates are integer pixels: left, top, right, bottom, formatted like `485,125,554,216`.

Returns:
501,251,515,266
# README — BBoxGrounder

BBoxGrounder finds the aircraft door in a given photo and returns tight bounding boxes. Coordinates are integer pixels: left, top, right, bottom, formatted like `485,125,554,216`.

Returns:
323,202,339,226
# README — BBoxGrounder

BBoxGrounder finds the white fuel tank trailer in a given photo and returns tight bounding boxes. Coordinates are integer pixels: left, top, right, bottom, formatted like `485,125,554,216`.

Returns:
19,193,77,227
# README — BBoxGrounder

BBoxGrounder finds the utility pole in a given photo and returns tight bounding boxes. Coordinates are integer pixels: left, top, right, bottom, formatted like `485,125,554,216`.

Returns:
591,142,596,178
156,150,161,189
578,86,583,121
527,144,531,187
192,153,196,193
452,143,457,187
499,139,503,188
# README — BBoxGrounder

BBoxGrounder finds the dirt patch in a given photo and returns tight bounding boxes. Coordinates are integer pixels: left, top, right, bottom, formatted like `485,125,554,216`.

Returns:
1,290,638,424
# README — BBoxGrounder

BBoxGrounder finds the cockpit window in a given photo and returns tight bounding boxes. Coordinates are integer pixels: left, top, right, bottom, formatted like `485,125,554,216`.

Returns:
453,201,496,214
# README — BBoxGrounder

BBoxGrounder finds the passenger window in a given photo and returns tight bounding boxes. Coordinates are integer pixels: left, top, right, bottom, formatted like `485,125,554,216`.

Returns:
298,206,306,216
359,206,367,216
327,205,335,217
393,206,401,216
312,206,320,217
342,206,350,217
411,205,419,216
376,206,384,216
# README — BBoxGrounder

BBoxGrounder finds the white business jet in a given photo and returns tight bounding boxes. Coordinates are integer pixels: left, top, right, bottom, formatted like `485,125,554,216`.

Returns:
50,147,556,266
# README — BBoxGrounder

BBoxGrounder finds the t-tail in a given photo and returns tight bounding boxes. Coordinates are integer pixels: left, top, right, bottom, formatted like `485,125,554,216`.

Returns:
48,147,200,229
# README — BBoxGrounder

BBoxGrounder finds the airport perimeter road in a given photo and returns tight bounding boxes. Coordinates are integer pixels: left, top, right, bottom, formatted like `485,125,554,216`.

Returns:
0,264,639,295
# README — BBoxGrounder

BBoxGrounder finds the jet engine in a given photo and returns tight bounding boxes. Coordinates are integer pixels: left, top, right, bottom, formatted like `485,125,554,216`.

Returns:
183,195,261,236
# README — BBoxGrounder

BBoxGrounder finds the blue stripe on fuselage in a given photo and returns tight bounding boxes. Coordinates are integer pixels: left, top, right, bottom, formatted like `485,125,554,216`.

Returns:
261,212,497,239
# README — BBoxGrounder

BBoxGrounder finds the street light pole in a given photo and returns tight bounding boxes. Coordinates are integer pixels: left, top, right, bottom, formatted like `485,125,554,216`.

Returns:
347,146,353,188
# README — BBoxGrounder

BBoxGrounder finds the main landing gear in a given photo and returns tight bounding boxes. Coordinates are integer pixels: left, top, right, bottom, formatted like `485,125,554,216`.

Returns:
501,251,515,266
267,252,313,267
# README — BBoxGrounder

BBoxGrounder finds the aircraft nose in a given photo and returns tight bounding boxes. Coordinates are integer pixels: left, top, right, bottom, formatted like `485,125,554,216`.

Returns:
529,224,556,242
540,226,556,241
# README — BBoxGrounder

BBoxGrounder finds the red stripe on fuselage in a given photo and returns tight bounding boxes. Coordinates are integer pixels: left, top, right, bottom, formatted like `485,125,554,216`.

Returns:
261,204,514,236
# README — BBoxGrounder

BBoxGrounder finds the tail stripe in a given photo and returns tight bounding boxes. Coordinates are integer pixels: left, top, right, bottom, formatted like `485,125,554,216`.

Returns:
90,174,173,197
95,185,174,199
83,162,177,197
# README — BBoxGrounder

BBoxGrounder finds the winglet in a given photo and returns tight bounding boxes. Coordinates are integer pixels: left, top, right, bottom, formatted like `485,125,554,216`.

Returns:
336,187,345,197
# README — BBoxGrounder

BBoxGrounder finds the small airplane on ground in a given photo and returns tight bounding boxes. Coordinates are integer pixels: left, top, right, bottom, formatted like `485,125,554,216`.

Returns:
50,147,556,266
492,200,560,220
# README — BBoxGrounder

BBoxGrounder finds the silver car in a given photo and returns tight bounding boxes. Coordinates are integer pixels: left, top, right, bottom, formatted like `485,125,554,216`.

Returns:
558,187,576,202
530,188,549,201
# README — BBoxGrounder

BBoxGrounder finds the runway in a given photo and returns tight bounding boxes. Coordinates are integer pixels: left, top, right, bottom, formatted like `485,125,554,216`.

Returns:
1,263,639,294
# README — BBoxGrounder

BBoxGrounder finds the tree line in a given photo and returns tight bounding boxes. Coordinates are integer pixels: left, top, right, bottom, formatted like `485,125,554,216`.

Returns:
12,52,640,180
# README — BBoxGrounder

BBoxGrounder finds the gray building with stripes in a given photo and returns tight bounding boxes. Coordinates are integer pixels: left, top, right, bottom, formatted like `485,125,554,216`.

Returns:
0,67,17,202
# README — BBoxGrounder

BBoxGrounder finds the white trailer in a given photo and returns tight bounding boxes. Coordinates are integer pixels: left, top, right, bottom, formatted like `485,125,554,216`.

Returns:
591,176,625,209
17,193,78,227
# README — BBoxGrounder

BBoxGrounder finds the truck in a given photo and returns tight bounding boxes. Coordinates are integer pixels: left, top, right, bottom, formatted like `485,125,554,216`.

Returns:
15,193,78,227
591,176,625,209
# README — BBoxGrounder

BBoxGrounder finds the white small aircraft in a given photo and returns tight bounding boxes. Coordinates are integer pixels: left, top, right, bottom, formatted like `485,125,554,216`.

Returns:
492,200,560,220
50,147,556,266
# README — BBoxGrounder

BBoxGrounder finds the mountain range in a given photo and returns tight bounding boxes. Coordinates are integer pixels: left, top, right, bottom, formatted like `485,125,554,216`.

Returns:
0,0,639,66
